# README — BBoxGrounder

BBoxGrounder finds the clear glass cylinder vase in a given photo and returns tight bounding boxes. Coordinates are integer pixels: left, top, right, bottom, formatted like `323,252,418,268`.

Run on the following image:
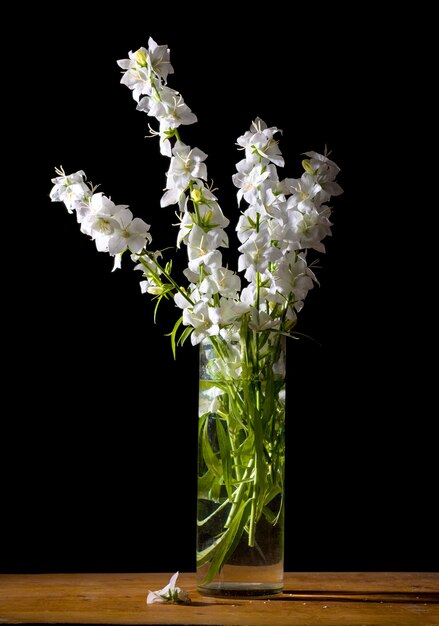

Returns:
197,329,286,597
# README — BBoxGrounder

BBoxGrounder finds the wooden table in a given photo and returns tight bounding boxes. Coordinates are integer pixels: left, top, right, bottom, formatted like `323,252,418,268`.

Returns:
0,572,438,625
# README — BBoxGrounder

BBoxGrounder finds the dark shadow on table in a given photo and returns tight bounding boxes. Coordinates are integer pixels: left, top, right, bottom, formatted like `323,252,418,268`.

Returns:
277,590,439,604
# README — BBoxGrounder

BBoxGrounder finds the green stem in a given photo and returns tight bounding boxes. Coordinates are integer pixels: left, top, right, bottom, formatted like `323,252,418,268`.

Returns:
140,251,195,306
197,327,286,584
210,337,244,483
224,458,254,528
249,362,262,547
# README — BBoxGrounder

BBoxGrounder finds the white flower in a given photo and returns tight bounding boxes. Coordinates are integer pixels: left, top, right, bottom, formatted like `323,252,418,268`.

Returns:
146,572,190,605
117,49,153,103
249,309,280,331
149,87,197,128
145,87,197,157
285,174,322,212
302,151,343,198
160,143,208,207
259,186,286,219
117,39,173,102
50,170,90,213
200,267,241,298
238,227,281,280
269,253,315,303
183,267,201,284
146,37,174,81
267,213,296,254
77,190,127,224
240,283,271,308
187,224,227,272
287,207,332,252
197,202,230,229
108,209,151,255
80,193,127,238
216,298,250,325
120,66,152,103
303,151,340,183
166,141,208,192
160,187,186,209
232,160,270,205
236,206,260,244
237,117,284,167
183,301,221,345
177,203,229,249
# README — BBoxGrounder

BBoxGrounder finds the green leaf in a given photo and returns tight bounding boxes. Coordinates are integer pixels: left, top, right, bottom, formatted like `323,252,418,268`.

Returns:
263,484,283,525
198,410,210,435
199,497,252,583
197,534,223,569
261,365,274,428
237,431,255,459
166,316,183,360
202,418,222,481
197,490,229,524
199,379,228,394
198,469,222,502
215,417,233,501
153,294,163,323
178,326,193,347
262,506,277,524
264,483,282,506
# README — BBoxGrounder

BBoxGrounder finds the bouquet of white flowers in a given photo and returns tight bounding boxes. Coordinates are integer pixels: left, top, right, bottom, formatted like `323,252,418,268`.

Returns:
50,36,342,596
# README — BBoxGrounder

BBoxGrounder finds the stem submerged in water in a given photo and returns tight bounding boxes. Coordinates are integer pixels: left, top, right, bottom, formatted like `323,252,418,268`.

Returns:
197,327,286,586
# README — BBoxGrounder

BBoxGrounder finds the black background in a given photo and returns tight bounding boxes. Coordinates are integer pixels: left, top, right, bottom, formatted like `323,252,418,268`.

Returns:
2,5,436,574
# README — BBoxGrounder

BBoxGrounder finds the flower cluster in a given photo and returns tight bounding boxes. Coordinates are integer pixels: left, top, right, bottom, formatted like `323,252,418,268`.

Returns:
117,37,195,158
50,170,151,264
233,119,343,330
50,37,342,349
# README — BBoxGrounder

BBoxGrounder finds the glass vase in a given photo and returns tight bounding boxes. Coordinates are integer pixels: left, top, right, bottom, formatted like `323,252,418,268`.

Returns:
197,327,286,597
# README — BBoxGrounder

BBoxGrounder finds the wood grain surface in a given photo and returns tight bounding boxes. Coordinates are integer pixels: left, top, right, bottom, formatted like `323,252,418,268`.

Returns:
1,572,438,625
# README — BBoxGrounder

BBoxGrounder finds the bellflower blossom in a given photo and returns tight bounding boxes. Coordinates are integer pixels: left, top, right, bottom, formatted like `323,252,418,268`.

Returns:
146,572,191,604
50,37,342,350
